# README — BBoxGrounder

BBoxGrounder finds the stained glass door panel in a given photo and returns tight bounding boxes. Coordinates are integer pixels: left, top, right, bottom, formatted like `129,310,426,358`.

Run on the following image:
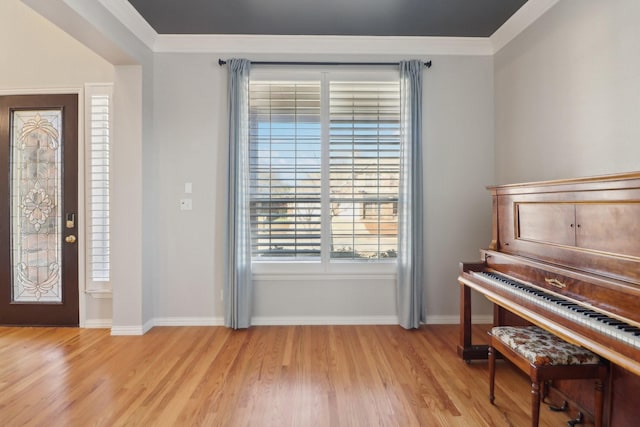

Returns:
0,95,79,325
11,110,63,302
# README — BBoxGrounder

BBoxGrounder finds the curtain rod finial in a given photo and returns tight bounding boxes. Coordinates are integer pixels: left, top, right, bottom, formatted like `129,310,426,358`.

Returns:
218,59,227,66
425,60,432,68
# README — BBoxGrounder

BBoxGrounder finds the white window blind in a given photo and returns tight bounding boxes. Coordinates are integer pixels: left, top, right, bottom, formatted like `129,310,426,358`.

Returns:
86,86,111,286
249,81,322,258
329,81,400,260
248,72,400,262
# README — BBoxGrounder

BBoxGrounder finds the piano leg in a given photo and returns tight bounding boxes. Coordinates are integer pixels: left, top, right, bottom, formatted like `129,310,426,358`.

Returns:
488,345,496,404
457,282,489,361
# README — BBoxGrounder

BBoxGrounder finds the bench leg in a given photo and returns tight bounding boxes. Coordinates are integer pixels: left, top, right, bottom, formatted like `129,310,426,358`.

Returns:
488,345,496,404
531,381,541,427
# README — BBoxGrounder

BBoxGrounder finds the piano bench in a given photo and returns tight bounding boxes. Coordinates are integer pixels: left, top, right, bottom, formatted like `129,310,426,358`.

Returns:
488,326,607,427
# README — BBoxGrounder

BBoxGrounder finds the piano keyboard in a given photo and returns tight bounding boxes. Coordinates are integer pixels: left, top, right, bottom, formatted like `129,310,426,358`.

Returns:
471,270,640,350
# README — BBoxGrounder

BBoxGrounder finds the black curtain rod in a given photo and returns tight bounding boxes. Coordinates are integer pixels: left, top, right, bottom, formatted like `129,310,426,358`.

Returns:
218,59,432,68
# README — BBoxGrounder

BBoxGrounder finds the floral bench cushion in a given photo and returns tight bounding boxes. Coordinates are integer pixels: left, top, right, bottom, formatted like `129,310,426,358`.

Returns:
491,326,601,366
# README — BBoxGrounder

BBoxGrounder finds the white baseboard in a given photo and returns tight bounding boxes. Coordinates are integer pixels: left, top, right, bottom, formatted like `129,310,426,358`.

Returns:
154,317,224,326
84,318,112,328
472,314,494,324
103,313,493,332
251,315,399,326
110,325,146,336
425,314,493,325
142,318,154,334
251,314,492,326
109,318,154,335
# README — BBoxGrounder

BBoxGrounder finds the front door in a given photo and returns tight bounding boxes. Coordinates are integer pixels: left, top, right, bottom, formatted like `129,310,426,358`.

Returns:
0,94,79,325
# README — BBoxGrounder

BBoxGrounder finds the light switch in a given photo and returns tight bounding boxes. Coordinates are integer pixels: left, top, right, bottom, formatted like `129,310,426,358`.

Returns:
185,182,192,194
180,199,192,210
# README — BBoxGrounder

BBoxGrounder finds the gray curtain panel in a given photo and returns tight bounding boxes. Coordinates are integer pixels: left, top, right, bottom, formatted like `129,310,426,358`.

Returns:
397,59,425,329
224,58,252,329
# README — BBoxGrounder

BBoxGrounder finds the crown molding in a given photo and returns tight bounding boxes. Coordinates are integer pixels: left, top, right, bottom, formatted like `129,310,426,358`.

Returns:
491,0,560,54
90,1,493,56
154,34,493,56
62,0,558,57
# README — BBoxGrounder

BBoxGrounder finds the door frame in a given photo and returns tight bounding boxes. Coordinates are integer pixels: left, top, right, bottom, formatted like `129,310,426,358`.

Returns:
0,87,87,327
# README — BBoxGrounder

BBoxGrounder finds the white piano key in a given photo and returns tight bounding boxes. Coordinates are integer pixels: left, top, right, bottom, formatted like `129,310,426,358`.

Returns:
471,271,640,350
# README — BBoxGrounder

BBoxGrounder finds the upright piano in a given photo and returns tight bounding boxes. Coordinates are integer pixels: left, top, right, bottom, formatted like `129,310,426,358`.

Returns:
458,172,640,426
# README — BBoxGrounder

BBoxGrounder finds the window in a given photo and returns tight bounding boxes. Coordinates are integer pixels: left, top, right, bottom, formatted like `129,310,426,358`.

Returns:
249,80,322,259
249,70,400,262
329,80,400,260
85,84,112,291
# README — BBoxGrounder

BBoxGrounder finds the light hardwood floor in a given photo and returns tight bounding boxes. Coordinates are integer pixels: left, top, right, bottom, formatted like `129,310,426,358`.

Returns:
0,324,578,426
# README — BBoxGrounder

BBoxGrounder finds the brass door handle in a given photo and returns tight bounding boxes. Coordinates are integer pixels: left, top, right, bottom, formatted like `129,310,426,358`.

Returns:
65,235,77,244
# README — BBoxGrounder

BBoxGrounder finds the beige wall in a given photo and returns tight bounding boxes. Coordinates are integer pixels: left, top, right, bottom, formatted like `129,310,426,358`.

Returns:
0,0,114,88
495,0,640,184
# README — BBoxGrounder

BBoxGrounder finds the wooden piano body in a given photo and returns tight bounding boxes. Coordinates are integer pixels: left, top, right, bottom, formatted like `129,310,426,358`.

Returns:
458,172,640,426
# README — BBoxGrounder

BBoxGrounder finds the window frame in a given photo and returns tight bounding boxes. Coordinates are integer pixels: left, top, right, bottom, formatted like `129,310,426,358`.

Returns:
249,67,399,275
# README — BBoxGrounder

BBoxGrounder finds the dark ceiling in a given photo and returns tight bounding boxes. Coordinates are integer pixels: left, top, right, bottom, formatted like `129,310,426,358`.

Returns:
127,0,528,37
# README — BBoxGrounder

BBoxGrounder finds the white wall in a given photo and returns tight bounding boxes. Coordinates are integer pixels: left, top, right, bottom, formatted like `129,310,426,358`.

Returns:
0,0,114,325
424,56,495,320
151,52,495,324
151,54,225,323
110,65,145,331
495,0,640,184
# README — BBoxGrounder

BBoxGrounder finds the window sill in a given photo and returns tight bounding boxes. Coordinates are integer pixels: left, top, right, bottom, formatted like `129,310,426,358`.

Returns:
252,260,397,280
